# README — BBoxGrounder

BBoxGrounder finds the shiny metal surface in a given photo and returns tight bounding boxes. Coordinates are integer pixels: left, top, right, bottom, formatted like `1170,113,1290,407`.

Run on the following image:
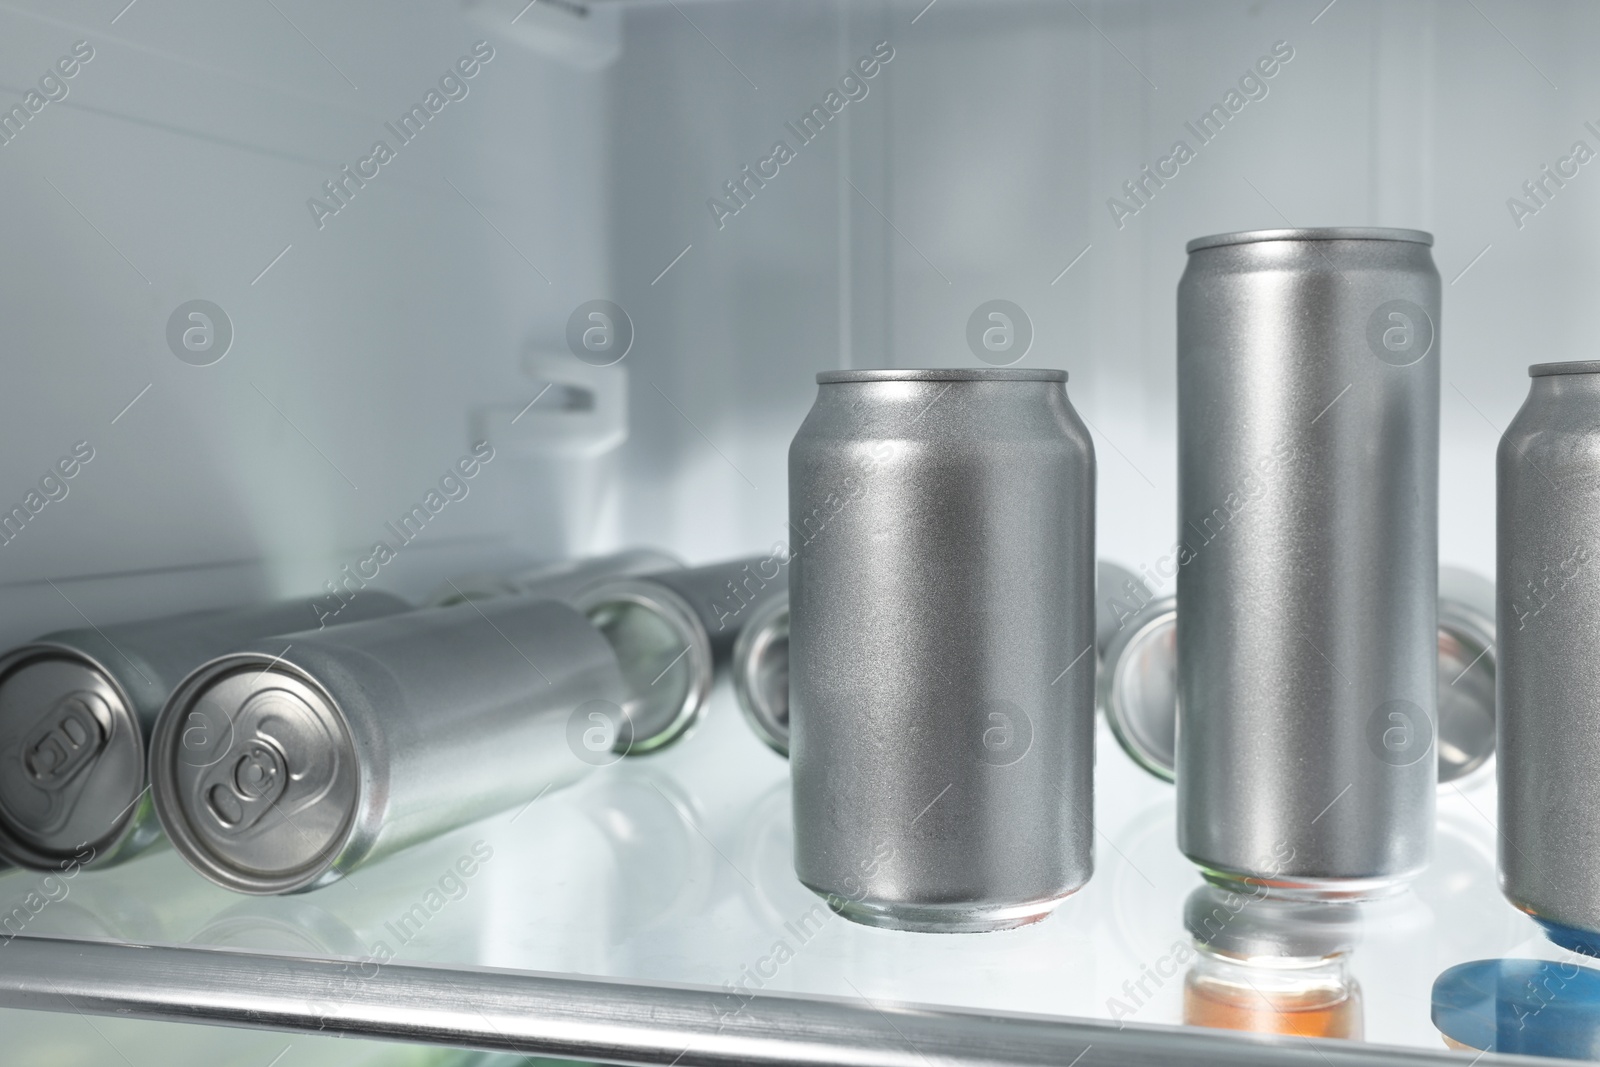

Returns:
0,593,411,872
1498,362,1600,935
1177,228,1440,899
636,556,787,667
149,596,627,893
425,548,684,607
1436,567,1497,787
789,368,1095,932
1185,228,1434,253
0,933,1521,1067
1100,594,1180,782
1102,573,1495,788
1095,560,1157,660
732,592,790,757
571,579,713,753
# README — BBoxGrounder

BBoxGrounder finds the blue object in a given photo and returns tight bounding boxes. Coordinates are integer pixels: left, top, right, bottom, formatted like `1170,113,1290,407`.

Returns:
1433,958,1600,1059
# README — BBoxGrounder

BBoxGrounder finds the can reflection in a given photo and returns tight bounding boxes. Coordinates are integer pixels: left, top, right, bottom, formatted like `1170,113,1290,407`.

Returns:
1182,884,1364,1040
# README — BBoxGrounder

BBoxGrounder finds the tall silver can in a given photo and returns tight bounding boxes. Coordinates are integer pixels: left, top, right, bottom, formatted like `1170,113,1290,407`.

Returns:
1177,228,1440,899
1499,361,1600,945
789,368,1096,932
149,595,626,894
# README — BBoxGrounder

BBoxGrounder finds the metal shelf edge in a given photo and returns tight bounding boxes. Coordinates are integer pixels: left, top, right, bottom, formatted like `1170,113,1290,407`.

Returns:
0,934,1563,1067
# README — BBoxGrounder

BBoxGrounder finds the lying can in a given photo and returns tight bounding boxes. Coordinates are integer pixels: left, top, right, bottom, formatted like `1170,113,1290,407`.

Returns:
1100,568,1496,787
435,549,710,755
790,368,1096,932
0,593,411,872
1095,560,1156,662
149,595,626,894
616,555,787,667
426,548,683,607
1499,361,1600,939
1436,567,1496,786
1177,227,1440,900
568,580,713,755
732,592,791,756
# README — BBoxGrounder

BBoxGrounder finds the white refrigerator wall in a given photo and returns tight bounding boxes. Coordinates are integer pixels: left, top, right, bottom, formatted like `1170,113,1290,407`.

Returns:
1,0,1595,644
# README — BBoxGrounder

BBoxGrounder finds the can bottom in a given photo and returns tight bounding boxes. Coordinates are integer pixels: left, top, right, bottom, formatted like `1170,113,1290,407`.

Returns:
1196,864,1415,904
1523,912,1600,959
805,884,1077,933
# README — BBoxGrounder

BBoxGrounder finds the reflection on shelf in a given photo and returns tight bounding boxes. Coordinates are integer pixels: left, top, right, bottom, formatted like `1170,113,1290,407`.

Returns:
1434,957,1600,1060
0,688,1547,1060
1182,884,1365,1040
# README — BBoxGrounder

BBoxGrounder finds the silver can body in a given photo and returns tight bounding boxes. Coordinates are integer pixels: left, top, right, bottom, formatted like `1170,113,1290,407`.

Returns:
435,548,711,754
0,592,410,871
789,368,1096,932
1098,569,1496,789
1176,228,1440,898
150,595,627,893
1499,362,1600,939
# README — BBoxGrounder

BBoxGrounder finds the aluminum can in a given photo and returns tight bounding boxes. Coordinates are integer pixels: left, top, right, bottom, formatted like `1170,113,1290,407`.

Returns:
433,549,710,755
624,555,787,667
1498,361,1600,940
149,595,626,893
1095,560,1156,662
1100,569,1495,788
571,553,786,751
0,592,410,872
732,591,791,756
1177,227,1440,899
426,548,683,607
567,580,713,755
789,368,1096,932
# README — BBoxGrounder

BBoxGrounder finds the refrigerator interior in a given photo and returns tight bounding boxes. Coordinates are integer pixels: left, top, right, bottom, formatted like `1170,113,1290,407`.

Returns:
0,0,1590,1062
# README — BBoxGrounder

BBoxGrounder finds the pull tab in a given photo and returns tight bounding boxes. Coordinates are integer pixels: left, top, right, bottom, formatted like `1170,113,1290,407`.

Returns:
22,694,107,790
204,738,288,833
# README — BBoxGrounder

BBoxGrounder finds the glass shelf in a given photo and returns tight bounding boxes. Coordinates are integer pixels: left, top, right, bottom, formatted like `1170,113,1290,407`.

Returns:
0,682,1560,1065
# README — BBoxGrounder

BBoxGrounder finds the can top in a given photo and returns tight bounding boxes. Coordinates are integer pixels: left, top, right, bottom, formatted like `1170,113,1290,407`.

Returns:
0,644,146,867
1186,227,1434,253
150,655,360,894
816,368,1067,384
1529,361,1600,377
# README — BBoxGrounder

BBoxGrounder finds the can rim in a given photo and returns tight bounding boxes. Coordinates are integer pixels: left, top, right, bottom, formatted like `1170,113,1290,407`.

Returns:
1529,360,1600,377
0,642,145,870
1186,227,1434,252
816,368,1067,384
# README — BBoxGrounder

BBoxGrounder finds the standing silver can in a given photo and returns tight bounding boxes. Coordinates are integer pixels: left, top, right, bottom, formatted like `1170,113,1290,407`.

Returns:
1499,361,1600,944
0,593,411,872
1177,228,1440,899
789,368,1096,932
149,596,626,894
